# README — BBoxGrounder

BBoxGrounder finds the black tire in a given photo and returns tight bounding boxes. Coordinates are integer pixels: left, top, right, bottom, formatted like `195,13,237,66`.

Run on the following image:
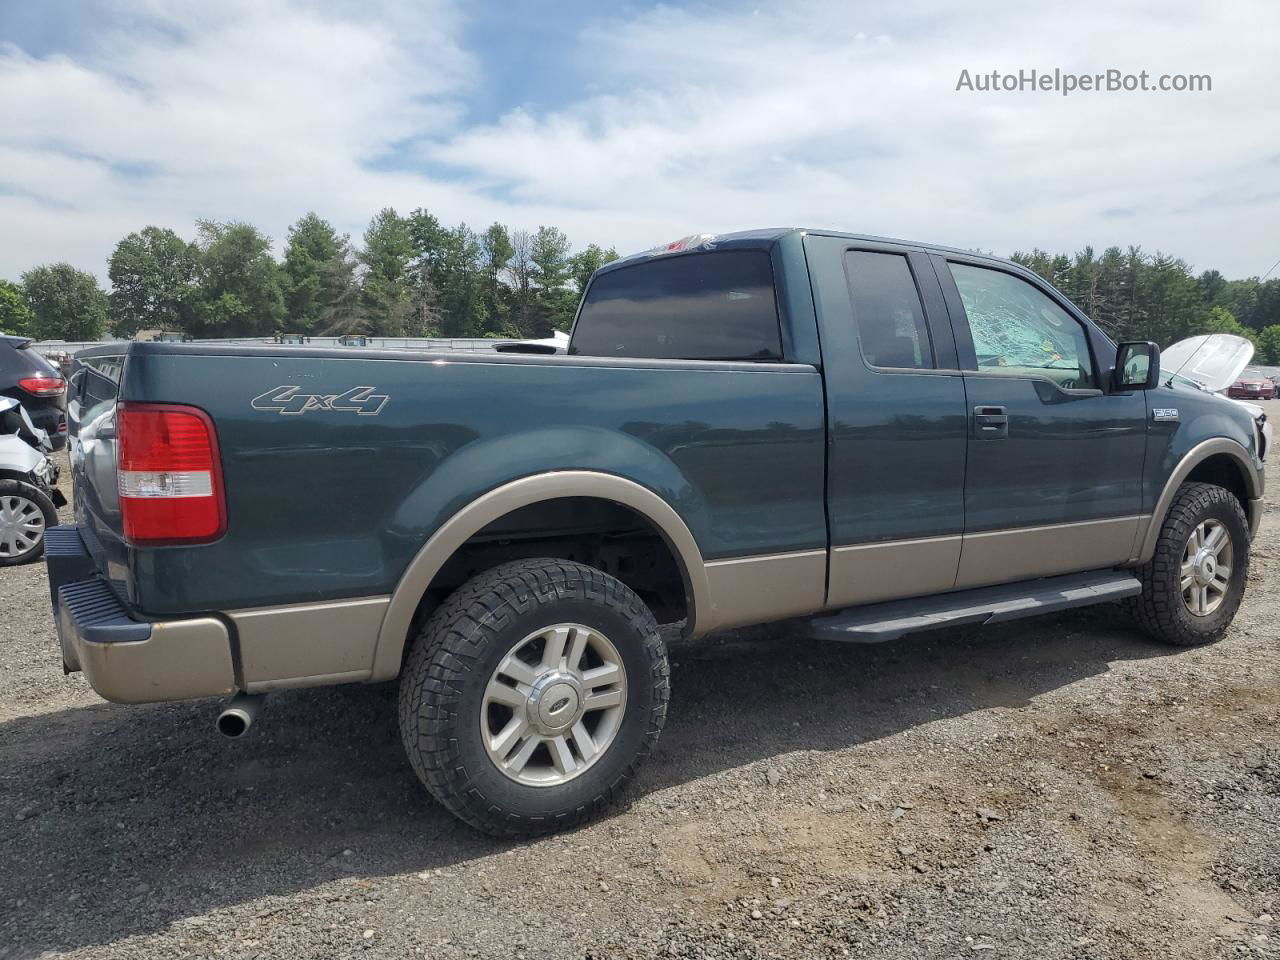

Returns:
1127,482,1250,646
0,479,57,566
398,558,669,838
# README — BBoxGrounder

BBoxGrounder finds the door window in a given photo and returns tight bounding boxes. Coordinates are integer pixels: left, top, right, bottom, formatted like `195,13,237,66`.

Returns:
949,263,1095,389
844,251,933,369
77,357,122,423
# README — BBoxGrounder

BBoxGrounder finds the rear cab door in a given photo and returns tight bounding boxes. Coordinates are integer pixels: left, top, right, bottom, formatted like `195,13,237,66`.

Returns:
804,234,969,607
932,254,1147,587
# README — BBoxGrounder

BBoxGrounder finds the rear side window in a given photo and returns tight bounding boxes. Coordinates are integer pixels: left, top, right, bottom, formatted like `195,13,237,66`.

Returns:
0,339,56,376
570,251,782,362
844,252,933,369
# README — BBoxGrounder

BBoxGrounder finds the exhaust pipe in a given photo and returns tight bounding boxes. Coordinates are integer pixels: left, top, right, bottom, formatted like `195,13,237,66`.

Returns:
216,693,265,738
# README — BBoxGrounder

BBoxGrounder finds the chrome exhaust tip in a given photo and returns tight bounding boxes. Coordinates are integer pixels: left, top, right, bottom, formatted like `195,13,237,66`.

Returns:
216,693,264,738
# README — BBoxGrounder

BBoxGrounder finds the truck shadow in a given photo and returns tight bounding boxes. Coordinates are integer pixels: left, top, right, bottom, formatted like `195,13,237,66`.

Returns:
0,606,1180,958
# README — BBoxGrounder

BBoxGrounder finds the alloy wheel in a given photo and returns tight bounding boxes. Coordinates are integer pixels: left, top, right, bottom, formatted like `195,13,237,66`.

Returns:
1181,519,1233,617
480,623,627,787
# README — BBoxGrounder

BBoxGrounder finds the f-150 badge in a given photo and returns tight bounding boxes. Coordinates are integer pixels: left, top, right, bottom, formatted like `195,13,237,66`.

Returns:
252,385,389,416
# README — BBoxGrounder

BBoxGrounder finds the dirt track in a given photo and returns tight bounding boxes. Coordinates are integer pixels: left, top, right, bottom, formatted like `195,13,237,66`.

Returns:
2,405,1277,959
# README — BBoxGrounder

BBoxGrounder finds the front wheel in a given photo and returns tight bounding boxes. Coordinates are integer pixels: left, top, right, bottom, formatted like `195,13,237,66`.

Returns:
0,479,57,566
1128,482,1250,646
398,559,669,837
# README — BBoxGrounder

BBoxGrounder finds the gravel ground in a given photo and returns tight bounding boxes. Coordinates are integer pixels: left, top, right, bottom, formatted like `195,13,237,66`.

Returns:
2,405,1278,960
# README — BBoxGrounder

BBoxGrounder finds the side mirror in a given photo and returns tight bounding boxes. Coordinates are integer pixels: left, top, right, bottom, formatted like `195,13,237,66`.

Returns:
1114,341,1160,390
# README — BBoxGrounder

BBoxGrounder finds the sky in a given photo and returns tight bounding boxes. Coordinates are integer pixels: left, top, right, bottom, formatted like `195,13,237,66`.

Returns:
1,0,1277,283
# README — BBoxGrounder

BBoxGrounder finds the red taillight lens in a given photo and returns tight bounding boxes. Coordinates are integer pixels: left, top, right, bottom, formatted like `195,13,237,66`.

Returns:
18,375,65,397
117,403,225,544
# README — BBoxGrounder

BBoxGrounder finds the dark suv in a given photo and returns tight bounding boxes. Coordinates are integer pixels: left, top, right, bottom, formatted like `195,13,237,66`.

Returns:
0,335,66,449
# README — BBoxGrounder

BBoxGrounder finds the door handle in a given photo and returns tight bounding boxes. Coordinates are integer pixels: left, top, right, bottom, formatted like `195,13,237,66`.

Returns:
974,405,1008,439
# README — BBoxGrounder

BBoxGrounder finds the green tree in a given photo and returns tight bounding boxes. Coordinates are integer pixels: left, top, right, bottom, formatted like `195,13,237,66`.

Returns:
406,208,447,272
191,221,285,338
1197,269,1227,305
282,213,359,334
358,208,416,336
1005,241,1280,347
569,243,619,298
403,210,491,337
506,229,535,335
529,225,573,336
0,280,33,336
1213,277,1280,333
435,223,486,337
480,223,514,334
20,263,107,341
1253,324,1280,364
107,226,199,337
1198,305,1253,340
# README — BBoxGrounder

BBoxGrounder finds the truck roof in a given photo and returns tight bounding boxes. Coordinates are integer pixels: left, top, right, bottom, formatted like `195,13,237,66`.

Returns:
598,227,1017,276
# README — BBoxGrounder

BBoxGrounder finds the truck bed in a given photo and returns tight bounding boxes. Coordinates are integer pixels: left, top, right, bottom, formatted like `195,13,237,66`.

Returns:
72,341,826,617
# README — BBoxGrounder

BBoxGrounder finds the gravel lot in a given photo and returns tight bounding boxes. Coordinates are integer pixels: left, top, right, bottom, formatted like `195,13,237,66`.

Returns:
3,404,1278,960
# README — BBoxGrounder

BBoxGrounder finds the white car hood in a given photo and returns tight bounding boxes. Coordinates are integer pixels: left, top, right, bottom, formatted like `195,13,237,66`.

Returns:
1161,334,1255,394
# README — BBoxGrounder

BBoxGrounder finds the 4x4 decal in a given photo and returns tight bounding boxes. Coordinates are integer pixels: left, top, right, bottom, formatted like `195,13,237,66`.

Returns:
251,385,389,416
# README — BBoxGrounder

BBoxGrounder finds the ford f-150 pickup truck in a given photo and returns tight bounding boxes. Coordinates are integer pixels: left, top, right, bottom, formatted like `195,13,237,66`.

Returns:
47,229,1266,837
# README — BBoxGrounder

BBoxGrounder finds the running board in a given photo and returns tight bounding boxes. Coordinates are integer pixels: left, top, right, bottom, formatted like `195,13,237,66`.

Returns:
807,570,1141,644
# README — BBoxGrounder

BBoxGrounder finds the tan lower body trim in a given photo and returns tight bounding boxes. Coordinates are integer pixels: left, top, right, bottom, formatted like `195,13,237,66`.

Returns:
703,549,826,632
244,670,374,695
956,515,1145,589
828,534,961,608
230,596,390,690
78,618,235,705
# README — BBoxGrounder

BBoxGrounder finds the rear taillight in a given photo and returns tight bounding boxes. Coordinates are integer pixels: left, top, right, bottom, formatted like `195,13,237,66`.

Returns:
117,403,226,544
18,375,65,397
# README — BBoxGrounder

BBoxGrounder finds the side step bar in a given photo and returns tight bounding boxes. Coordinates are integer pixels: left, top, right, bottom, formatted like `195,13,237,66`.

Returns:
808,569,1141,644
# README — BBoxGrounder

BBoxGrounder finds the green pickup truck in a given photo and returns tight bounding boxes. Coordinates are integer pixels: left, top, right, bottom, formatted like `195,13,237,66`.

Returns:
48,229,1266,837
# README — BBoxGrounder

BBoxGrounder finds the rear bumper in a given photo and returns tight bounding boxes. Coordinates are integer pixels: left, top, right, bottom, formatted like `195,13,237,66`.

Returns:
45,526,235,704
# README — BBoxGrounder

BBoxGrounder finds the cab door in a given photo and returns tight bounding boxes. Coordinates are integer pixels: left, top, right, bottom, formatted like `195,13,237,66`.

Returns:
933,255,1148,588
804,235,970,608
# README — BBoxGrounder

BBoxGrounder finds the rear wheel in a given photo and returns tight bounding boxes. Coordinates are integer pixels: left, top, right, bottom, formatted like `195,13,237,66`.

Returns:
1128,482,1249,646
0,480,56,566
398,558,669,837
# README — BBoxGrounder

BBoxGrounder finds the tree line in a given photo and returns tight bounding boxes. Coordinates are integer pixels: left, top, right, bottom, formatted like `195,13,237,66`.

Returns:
0,210,618,343
1009,245,1280,365
2,217,1279,363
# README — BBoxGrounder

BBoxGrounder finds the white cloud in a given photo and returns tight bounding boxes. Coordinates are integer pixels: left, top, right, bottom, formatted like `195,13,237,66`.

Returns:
0,0,473,276
0,0,1277,281
435,0,1280,275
